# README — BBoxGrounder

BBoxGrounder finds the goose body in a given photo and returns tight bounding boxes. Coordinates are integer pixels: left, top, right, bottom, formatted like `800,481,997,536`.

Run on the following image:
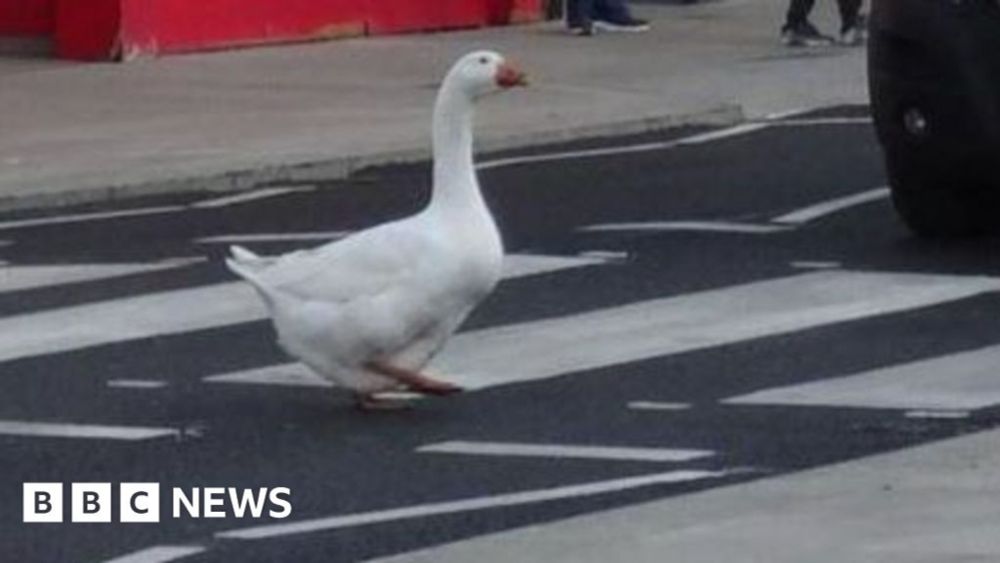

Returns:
227,51,526,403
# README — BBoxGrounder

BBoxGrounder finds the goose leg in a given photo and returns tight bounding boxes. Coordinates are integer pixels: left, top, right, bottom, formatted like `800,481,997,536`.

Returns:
366,361,464,396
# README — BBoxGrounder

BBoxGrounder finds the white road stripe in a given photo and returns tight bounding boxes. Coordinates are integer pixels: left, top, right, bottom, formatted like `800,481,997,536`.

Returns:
195,232,350,244
772,187,890,225
628,401,692,411
0,421,178,441
674,123,771,145
905,410,971,420
103,546,206,563
580,221,789,235
216,470,729,540
724,344,1000,411
499,254,610,278
0,206,185,231
477,123,770,171
0,254,614,364
417,441,712,463
0,259,205,294
772,117,873,127
205,271,1000,391
106,379,168,390
190,187,312,209
791,261,841,270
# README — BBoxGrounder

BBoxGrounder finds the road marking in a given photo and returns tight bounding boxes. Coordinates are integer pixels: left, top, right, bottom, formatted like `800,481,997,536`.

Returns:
724,344,1000,411
628,401,692,411
0,254,614,364
195,231,350,244
0,421,178,441
772,187,890,225
190,187,313,209
792,261,842,270
905,410,971,420
0,206,185,231
578,250,630,261
205,271,1000,391
773,117,873,127
103,546,206,563
477,123,770,171
580,221,789,235
0,258,205,294
499,254,611,278
216,470,729,540
416,441,713,463
106,379,168,390
674,123,771,145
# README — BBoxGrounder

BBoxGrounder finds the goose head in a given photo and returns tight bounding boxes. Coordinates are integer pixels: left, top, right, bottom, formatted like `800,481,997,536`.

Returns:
443,50,528,100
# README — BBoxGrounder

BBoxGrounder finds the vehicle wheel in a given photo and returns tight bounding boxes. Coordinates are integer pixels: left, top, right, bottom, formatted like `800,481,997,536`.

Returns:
886,153,997,238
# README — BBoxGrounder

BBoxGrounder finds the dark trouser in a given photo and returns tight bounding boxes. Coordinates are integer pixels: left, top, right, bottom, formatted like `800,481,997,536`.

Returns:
785,0,863,32
566,0,632,26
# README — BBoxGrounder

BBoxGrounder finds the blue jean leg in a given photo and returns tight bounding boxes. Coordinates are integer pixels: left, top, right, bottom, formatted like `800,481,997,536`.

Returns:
566,0,632,26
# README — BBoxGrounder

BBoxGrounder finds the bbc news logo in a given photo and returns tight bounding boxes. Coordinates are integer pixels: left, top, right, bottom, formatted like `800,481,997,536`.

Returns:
23,483,291,523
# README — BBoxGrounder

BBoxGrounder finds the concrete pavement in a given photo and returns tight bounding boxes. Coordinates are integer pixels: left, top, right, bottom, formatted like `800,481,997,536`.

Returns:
0,0,865,211
377,427,1000,563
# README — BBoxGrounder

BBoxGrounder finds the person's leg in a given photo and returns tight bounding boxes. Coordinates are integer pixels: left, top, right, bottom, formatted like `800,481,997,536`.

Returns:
565,0,594,28
837,0,863,32
592,0,632,23
836,0,866,44
591,0,649,30
784,0,816,30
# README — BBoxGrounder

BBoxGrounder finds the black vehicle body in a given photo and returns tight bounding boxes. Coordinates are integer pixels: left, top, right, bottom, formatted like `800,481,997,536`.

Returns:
868,0,1000,236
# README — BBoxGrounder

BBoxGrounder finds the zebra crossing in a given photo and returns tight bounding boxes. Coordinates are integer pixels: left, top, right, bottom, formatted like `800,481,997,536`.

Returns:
3,249,1000,441
4,111,998,563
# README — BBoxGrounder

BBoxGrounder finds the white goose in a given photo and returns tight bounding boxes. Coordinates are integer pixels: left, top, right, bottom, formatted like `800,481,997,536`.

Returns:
227,51,527,409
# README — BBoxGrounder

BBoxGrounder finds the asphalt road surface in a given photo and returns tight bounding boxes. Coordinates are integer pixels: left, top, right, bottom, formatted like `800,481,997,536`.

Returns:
4,107,1000,563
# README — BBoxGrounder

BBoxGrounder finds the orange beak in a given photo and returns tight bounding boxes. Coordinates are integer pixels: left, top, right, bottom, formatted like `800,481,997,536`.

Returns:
495,61,528,88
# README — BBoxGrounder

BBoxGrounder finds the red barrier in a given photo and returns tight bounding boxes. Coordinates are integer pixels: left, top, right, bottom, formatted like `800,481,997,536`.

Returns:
49,0,543,61
0,0,55,35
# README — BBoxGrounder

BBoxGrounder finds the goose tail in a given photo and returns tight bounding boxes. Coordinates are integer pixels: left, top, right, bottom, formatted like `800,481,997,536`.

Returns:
226,247,278,308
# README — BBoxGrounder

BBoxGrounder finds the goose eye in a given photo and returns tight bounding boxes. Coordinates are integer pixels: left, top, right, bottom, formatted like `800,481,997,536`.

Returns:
479,56,489,65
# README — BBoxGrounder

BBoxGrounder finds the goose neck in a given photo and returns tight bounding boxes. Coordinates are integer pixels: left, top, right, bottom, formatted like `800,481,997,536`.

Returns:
431,86,480,210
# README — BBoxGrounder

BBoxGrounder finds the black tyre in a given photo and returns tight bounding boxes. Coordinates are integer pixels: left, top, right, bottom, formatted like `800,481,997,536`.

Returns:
886,151,997,238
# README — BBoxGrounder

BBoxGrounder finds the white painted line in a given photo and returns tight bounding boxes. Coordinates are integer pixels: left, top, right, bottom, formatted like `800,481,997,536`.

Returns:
190,187,312,209
217,469,729,540
578,250,629,261
205,271,1000,392
580,221,788,235
772,187,890,225
905,410,971,420
0,258,205,294
499,254,611,278
725,344,1000,411
628,401,692,411
674,123,771,145
107,379,168,390
477,123,770,171
207,364,330,387
0,254,614,364
0,206,185,231
792,261,842,270
0,421,179,441
772,117,873,127
195,232,350,244
102,545,206,563
416,441,712,463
